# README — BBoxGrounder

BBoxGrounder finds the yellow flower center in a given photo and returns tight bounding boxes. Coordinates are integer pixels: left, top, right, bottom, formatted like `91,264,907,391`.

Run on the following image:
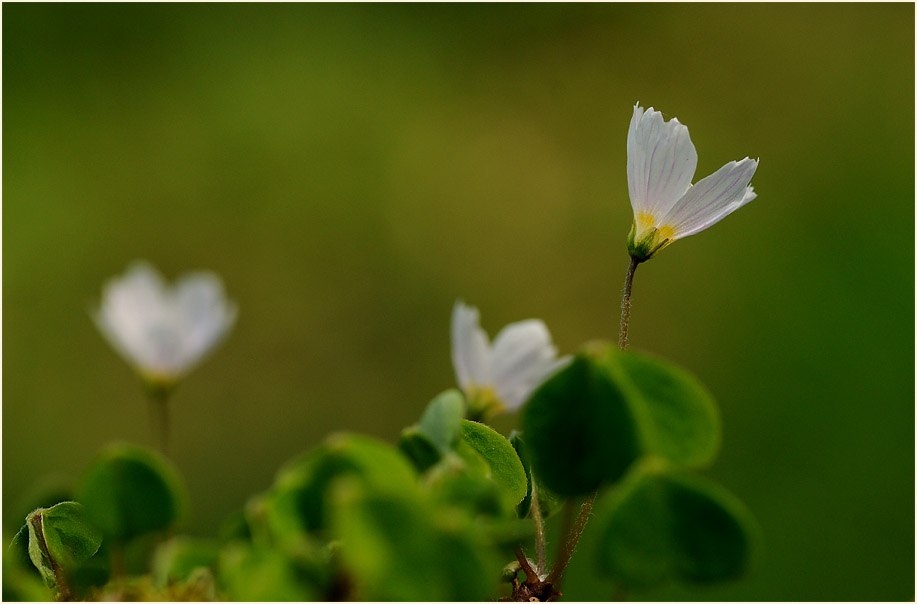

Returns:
636,212,676,240
628,212,678,261
636,211,655,230
466,385,504,421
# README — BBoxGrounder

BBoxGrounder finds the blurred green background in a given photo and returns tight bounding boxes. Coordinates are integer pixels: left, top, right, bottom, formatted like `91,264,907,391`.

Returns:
3,3,913,601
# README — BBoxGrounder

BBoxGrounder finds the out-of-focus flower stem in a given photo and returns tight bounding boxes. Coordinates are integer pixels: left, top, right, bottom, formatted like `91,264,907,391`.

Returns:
147,386,172,457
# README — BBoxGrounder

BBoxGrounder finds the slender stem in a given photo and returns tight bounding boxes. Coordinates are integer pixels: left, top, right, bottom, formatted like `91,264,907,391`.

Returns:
545,491,597,586
618,256,640,350
148,390,171,457
530,487,547,573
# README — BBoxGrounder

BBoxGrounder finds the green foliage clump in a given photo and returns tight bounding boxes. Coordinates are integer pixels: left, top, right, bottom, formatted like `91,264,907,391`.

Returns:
7,228,757,602
6,366,755,601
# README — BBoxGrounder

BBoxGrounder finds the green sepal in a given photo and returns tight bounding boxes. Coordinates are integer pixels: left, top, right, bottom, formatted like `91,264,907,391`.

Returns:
459,420,528,506
594,461,758,587
78,443,187,544
626,222,671,262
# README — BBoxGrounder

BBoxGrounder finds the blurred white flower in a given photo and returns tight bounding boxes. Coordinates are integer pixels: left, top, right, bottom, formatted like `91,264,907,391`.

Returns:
451,301,567,417
626,102,759,261
94,261,237,385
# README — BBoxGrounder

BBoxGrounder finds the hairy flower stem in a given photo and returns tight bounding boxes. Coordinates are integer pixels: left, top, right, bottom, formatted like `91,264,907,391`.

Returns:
530,488,547,573
618,255,640,350
545,492,597,586
543,256,641,590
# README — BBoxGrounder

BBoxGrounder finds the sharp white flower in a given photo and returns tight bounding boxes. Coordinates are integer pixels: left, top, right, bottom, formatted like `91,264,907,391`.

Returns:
93,261,237,386
626,102,759,261
451,301,567,418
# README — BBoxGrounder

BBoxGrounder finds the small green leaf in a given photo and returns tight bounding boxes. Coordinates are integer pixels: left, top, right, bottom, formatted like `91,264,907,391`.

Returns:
418,389,466,453
78,444,186,543
523,343,721,495
330,480,498,601
595,463,757,587
22,502,103,594
452,438,492,476
613,350,720,467
264,433,418,540
523,353,644,495
36,502,103,571
460,420,527,505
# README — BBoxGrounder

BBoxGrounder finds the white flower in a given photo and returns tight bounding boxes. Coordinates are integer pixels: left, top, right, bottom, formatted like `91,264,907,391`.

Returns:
451,301,566,417
626,102,759,261
94,261,237,385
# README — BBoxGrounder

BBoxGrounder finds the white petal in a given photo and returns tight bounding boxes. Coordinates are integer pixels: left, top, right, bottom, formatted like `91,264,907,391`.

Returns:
95,262,172,372
661,157,758,238
174,272,238,370
450,301,492,392
627,103,698,218
490,319,560,411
